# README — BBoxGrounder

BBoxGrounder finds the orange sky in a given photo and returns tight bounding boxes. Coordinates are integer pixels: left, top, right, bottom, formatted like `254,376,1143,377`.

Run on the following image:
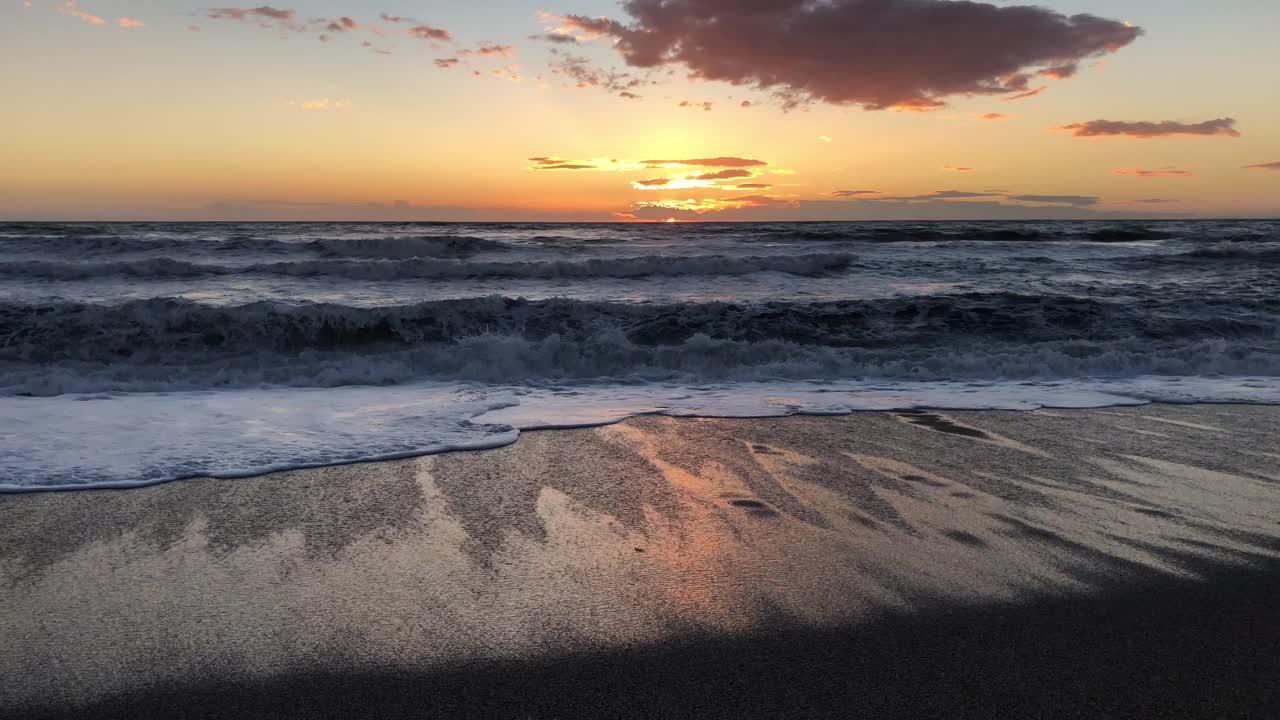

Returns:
2,0,1278,220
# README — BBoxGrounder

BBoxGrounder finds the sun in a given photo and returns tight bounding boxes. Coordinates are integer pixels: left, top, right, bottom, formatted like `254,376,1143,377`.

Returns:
665,217,677,223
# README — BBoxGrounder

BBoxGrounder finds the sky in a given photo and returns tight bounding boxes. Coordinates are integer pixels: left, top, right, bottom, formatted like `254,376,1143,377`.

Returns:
2,0,1278,221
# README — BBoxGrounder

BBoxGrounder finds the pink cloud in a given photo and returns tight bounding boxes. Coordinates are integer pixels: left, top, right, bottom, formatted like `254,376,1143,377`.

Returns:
116,17,145,28
1058,118,1240,138
980,113,1008,121
57,1,104,25
555,0,1139,109
1244,161,1280,172
943,165,974,172
463,44,513,57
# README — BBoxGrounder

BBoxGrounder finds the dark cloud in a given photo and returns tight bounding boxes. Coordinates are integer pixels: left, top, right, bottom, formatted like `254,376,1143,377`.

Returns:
1114,168,1194,178
736,183,772,189
1008,194,1101,206
980,113,1008,121
678,100,714,111
1245,161,1280,172
641,157,767,168
556,0,1139,109
549,52,650,95
408,25,452,41
325,16,356,33
943,166,974,172
828,190,880,198
206,6,295,22
618,91,641,100
380,14,412,24
434,58,460,69
634,178,671,187
1137,198,1180,204
1058,118,1240,138
1003,86,1046,102
534,32,578,44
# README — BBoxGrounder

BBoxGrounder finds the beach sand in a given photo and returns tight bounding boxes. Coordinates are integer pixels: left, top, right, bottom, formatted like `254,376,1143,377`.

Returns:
3,404,1279,718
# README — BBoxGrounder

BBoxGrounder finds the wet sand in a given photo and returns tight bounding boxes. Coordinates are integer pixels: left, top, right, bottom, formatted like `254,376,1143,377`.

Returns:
3,404,1280,718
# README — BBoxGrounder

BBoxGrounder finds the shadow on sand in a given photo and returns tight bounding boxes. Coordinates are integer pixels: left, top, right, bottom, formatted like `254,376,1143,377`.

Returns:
23,557,1280,719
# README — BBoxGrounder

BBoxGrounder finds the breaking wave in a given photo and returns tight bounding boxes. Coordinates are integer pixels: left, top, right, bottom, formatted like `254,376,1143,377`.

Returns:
4,294,1277,395
0,252,858,281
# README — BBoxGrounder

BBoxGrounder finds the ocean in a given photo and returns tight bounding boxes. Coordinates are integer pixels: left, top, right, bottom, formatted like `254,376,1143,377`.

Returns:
2,219,1278,491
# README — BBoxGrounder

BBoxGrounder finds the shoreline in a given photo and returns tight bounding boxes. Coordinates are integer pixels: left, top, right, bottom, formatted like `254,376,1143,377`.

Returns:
5,404,1280,717
6,394,1280,495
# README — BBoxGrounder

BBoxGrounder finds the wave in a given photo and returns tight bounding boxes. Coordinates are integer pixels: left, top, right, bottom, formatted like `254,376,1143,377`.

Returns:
0,232,513,259
1117,243,1280,267
3,294,1277,395
737,225,1180,244
0,252,858,281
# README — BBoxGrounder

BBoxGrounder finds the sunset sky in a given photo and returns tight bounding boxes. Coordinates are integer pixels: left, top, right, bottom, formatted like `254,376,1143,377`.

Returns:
3,0,1278,221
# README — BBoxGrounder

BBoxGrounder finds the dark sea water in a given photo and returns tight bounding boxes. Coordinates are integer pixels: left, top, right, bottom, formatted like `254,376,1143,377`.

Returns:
2,219,1278,490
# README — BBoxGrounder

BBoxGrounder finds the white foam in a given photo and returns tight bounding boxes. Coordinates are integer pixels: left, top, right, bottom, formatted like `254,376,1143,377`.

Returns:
3,376,1277,493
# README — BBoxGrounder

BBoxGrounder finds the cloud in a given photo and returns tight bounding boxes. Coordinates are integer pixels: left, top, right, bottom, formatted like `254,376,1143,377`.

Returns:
57,1,104,25
722,195,799,208
290,98,351,111
434,58,460,69
553,0,1139,110
837,189,1097,206
641,157,767,168
380,14,413,24
408,25,451,41
980,113,1008,121
943,166,974,172
1138,198,1180,204
1245,161,1280,172
691,169,753,181
206,6,295,23
818,135,833,143
736,183,772,189
1114,168,1194,178
1007,194,1100,206
527,157,610,171
1057,118,1240,138
534,32,578,44
463,44,514,57
324,17,357,33
1003,86,1046,102
678,100,713,111
1040,64,1078,80
633,178,671,187
548,52,650,97
116,17,145,28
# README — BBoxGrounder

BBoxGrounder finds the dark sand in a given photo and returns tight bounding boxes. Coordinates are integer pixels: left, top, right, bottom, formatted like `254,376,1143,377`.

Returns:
3,404,1280,718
